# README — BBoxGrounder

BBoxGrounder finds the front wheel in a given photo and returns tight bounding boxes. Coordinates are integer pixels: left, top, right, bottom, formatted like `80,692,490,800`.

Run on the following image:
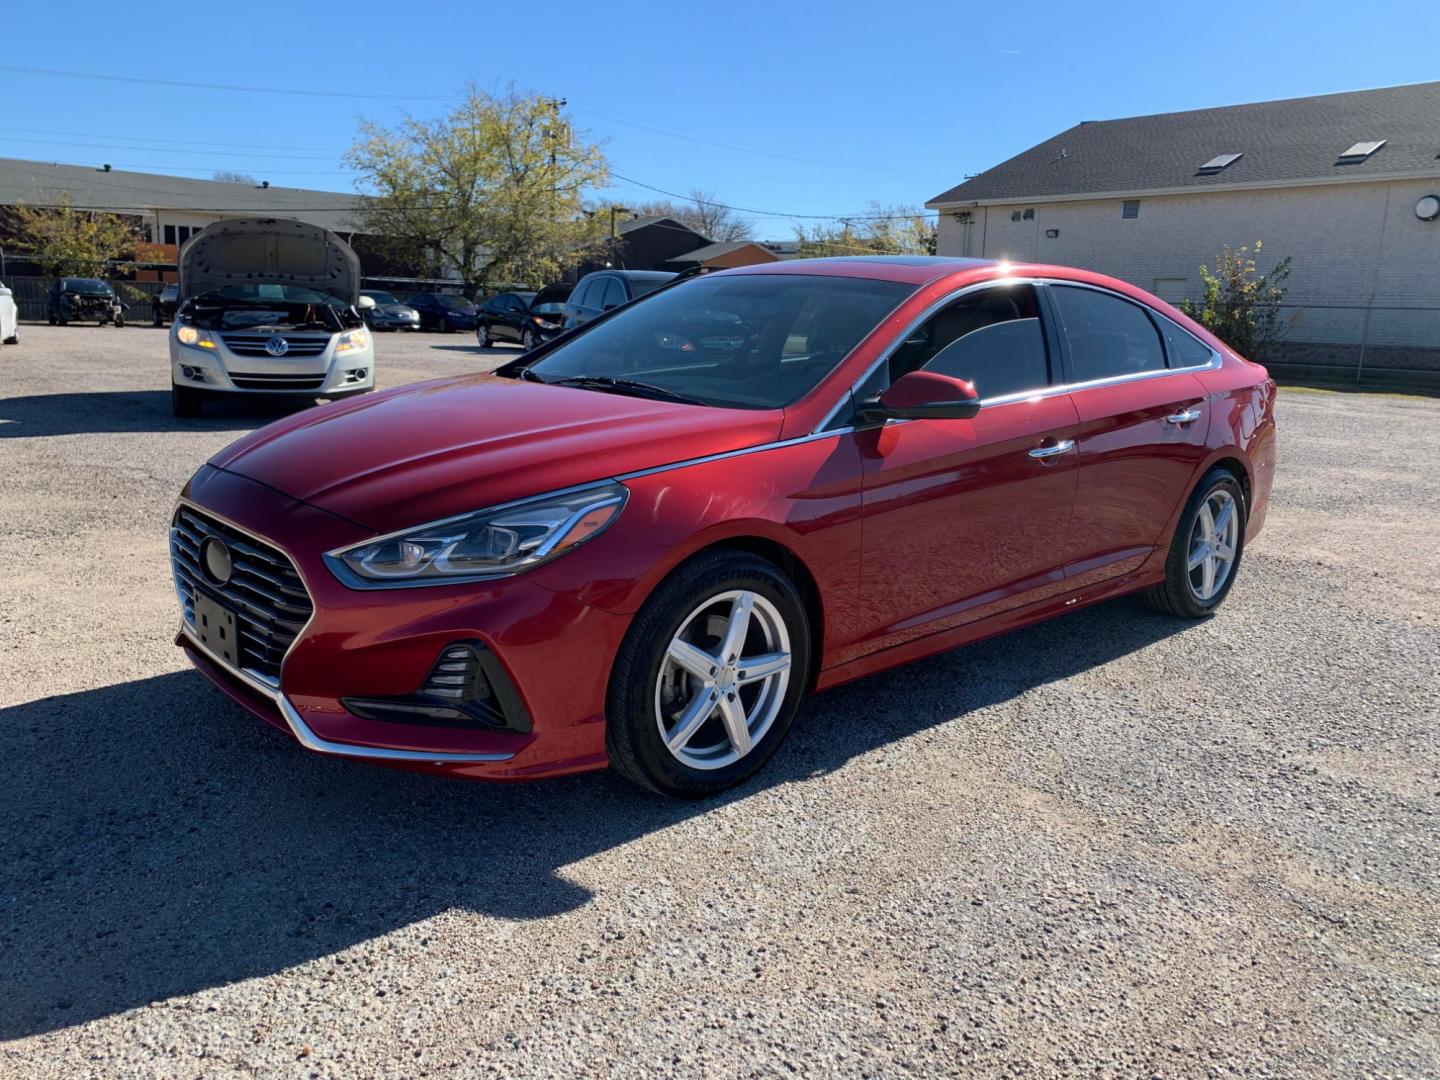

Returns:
171,383,203,419
478,322,492,348
521,327,536,352
1144,467,1246,618
606,550,810,798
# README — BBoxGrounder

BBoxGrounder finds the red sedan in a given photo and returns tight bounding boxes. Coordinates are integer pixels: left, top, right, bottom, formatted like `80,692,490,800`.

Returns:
172,256,1276,797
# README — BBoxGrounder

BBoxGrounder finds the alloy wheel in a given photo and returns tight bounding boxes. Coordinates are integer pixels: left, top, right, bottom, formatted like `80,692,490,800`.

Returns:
1187,488,1239,601
654,590,792,770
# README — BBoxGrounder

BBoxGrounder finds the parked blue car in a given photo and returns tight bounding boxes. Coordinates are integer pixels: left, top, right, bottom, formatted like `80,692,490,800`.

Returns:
406,292,478,332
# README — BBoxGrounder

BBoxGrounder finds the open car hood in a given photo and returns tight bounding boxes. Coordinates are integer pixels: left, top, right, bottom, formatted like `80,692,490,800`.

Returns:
180,217,362,305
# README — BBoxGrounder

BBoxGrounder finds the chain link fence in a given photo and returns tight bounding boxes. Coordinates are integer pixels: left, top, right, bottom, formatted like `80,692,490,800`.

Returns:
1264,302,1440,391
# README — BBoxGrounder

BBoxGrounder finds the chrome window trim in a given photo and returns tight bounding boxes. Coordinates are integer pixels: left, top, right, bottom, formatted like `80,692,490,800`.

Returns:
173,495,515,764
812,276,1221,432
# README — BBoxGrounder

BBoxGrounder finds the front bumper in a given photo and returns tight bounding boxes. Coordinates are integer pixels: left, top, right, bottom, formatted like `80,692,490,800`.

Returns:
174,466,628,779
170,333,374,396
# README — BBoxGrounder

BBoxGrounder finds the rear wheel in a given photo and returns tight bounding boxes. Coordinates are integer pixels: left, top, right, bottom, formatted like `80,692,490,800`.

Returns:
606,550,810,798
479,322,492,348
171,382,203,419
1144,467,1245,618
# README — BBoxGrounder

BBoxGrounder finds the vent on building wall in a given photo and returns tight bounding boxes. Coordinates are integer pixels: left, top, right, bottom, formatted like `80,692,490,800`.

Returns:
1197,152,1243,175
1337,140,1385,165
1121,200,1140,219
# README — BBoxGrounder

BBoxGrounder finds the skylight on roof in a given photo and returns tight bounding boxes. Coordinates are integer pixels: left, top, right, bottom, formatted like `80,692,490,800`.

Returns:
1337,140,1386,165
1197,153,1243,175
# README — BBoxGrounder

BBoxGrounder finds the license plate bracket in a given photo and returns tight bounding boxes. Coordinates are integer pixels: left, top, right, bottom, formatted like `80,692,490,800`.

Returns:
194,591,239,668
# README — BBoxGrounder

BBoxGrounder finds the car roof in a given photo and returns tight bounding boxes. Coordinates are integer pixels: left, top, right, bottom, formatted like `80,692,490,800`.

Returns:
587,270,674,281
714,255,999,286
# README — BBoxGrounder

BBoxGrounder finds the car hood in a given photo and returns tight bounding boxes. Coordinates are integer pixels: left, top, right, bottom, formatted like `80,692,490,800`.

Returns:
375,303,417,315
209,374,783,532
180,217,362,304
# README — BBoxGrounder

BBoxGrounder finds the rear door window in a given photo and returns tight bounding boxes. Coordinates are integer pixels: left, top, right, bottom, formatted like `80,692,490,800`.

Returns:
1050,285,1166,382
601,278,627,309
1159,318,1215,367
576,279,603,309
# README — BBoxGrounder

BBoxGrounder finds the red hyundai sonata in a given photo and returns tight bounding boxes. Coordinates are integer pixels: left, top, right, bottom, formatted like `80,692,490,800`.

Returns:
171,256,1276,797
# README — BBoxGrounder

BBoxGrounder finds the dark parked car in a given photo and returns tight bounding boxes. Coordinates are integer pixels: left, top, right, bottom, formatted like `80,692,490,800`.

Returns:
477,284,569,350
406,292,478,332
360,289,421,331
48,277,125,327
152,283,180,326
562,270,675,330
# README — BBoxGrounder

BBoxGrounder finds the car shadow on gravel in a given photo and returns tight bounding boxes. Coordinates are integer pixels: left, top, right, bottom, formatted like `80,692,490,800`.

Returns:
0,598,1193,1038
0,391,316,438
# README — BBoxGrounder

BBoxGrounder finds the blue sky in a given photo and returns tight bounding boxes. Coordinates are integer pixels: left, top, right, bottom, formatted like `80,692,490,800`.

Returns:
1,0,1435,239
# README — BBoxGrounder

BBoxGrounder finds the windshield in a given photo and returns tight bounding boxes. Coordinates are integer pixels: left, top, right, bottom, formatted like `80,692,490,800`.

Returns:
63,278,111,295
197,283,349,307
524,273,916,409
363,290,400,305
436,294,474,311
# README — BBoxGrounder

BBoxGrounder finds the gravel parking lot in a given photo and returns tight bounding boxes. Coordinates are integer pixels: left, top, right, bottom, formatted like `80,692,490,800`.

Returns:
2,324,1437,1077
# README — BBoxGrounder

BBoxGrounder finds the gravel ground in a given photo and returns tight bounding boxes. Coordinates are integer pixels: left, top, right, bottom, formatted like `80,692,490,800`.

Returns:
1,324,1437,1078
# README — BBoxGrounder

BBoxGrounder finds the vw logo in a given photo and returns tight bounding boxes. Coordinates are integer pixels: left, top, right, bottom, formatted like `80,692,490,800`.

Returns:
200,536,233,586
264,335,290,357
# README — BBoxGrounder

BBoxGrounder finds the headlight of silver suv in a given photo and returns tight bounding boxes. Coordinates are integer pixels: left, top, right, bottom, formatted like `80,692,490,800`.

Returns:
325,482,628,587
335,328,370,355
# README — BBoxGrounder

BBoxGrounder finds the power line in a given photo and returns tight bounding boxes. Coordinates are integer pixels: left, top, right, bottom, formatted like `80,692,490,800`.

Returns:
608,172,937,221
0,134,342,161
0,64,456,102
0,124,348,154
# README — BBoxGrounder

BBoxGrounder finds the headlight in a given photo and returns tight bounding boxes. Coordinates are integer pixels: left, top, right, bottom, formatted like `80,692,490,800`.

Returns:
335,328,370,354
325,482,628,587
176,325,217,349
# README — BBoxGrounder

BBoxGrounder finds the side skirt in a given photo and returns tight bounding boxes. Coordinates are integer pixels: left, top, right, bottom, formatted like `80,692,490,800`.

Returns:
813,566,1164,693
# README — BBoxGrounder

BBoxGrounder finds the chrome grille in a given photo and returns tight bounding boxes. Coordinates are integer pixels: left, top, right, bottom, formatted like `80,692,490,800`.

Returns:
220,333,329,356
170,507,313,684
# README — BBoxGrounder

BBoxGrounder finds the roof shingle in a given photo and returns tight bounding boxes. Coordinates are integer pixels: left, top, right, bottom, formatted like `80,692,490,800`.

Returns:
928,81,1440,206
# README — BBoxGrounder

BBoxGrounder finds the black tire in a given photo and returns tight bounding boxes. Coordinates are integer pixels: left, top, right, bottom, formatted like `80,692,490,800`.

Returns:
4,327,16,345
521,327,536,352
1144,467,1246,618
56,315,67,327
479,322,492,348
114,315,125,328
606,549,811,798
171,382,203,419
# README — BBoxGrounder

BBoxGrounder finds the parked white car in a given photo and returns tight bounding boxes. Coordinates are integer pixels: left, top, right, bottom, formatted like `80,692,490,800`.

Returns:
169,218,375,417
0,280,18,347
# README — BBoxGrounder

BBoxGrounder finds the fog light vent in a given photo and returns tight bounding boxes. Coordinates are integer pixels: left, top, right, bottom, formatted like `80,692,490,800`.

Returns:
341,640,531,732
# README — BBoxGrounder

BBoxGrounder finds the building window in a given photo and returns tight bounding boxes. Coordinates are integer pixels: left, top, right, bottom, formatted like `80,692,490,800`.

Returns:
1010,210,1022,222
163,224,176,245
1121,200,1140,219
1022,208,1035,220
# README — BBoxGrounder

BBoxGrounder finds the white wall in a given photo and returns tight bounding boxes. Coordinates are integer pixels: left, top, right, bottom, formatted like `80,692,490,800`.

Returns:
935,177,1440,356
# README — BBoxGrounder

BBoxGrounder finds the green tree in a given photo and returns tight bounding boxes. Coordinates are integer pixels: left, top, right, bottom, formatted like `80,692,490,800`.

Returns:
795,203,936,258
1180,242,1293,361
8,195,142,279
346,85,611,288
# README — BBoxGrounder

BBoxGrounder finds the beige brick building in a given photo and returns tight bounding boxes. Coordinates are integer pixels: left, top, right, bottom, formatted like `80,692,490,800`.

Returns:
927,83,1440,386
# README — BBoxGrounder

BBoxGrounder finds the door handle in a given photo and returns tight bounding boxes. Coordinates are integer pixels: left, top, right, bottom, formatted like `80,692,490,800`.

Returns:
1027,439,1075,459
1166,408,1203,424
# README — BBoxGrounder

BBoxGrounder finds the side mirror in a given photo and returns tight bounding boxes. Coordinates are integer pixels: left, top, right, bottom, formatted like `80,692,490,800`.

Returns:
356,295,376,310
859,370,981,423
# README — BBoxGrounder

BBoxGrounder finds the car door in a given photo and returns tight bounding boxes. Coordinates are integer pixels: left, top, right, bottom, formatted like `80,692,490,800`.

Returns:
1047,283,1213,589
501,295,528,340
850,283,1083,659
570,277,603,327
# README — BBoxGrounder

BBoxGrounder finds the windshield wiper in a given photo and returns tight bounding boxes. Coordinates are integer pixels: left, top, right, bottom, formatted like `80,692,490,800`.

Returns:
546,376,707,406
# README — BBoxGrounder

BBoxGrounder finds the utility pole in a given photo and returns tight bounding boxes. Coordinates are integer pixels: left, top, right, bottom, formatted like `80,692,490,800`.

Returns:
539,97,567,208
609,205,631,268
